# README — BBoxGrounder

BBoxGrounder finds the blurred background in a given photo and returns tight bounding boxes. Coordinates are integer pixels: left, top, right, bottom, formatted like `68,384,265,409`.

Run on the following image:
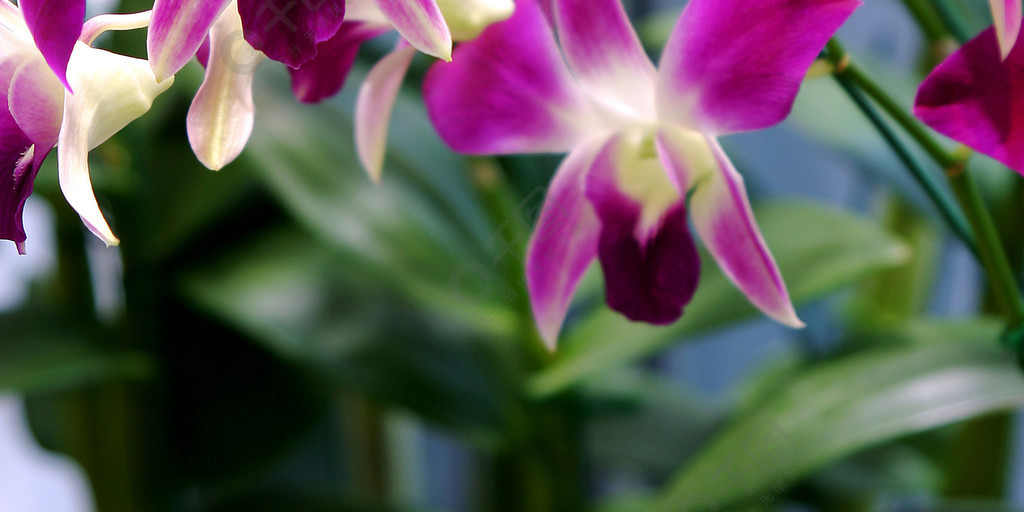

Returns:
3,0,1024,510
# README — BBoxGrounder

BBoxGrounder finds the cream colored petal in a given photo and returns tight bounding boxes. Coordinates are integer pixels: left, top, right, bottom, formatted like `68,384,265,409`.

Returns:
355,44,416,182
186,4,263,170
58,42,173,246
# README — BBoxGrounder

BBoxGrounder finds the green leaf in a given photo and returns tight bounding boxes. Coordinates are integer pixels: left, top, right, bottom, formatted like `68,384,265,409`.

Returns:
585,370,722,476
242,67,516,336
804,445,943,506
528,201,911,398
647,339,1024,512
180,229,515,446
202,490,440,512
848,317,1004,349
0,313,154,395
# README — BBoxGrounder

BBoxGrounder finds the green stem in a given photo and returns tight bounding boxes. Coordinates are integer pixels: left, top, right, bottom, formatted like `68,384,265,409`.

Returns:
928,0,972,44
831,72,977,256
469,159,553,364
899,0,951,42
828,42,955,168
948,171,1024,325
826,39,1024,326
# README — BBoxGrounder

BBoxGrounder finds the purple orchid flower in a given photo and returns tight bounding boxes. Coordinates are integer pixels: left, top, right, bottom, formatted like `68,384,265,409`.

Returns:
148,0,511,173
913,4,1024,170
423,0,860,347
0,1,171,253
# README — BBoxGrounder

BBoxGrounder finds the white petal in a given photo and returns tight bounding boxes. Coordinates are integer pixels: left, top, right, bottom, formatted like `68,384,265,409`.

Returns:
58,42,173,246
186,4,263,170
355,44,416,182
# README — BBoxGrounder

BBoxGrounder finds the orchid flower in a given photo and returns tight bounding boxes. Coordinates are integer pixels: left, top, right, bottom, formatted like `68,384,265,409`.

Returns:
914,10,1024,171
147,0,511,173
0,1,171,253
423,0,860,347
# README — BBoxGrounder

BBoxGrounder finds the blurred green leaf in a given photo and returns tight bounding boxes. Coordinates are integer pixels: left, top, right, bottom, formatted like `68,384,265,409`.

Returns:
528,201,911,398
648,337,1024,512
180,229,514,446
585,370,722,476
803,444,942,508
846,317,1003,350
0,313,154,395
903,500,1024,512
598,494,659,512
0,347,152,395
201,489,439,512
243,67,517,337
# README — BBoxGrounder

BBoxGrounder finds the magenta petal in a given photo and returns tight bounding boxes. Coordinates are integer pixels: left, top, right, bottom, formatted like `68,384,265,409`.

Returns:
915,28,1024,172
148,0,230,80
288,22,388,103
8,57,64,151
526,141,603,348
18,0,85,90
553,0,656,115
423,0,595,155
0,57,40,253
585,135,701,326
196,35,211,68
375,0,452,60
660,132,801,327
0,145,41,255
236,0,346,68
658,0,860,134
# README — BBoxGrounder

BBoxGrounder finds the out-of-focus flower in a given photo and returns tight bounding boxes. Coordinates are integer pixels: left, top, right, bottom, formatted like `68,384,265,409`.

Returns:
912,0,1024,173
148,0,511,174
147,0,346,79
0,1,171,253
423,0,860,347
914,27,1024,172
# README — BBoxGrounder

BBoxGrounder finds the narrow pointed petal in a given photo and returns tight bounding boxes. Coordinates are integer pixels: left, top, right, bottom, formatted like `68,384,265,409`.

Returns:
0,55,39,253
288,22,389,103
18,0,85,90
585,133,701,326
8,57,64,150
658,129,801,327
423,0,597,155
236,0,346,67
0,148,40,255
375,0,452,60
355,44,416,182
553,0,656,117
658,0,860,134
915,28,1024,172
434,0,513,41
59,43,173,246
991,0,1023,59
527,141,604,348
148,0,231,81
188,7,262,170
